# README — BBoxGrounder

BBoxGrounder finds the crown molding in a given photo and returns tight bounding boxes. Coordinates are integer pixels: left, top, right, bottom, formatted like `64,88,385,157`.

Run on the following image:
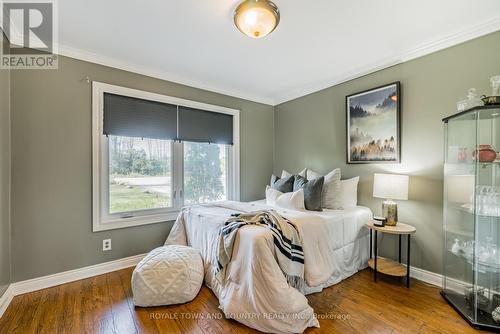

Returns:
4,16,500,106
57,44,275,106
273,16,500,105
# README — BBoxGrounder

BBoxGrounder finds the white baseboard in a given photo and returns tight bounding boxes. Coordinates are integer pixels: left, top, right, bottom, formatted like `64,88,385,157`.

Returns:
0,286,14,320
409,266,472,295
410,266,442,287
0,253,146,319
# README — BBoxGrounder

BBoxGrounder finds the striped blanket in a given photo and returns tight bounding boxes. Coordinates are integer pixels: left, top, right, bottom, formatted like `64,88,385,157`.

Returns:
215,209,305,292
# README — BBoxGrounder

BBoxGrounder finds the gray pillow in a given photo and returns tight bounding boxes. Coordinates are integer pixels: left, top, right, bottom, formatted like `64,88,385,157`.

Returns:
270,174,294,193
293,175,324,211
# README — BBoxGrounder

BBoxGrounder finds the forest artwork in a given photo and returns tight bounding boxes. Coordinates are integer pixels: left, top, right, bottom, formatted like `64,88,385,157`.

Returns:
346,82,400,163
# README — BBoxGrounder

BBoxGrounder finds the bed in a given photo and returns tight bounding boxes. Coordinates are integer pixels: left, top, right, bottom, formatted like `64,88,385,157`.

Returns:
165,200,372,333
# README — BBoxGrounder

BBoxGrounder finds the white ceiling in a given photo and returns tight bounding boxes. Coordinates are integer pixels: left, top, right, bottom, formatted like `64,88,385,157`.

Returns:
58,0,500,105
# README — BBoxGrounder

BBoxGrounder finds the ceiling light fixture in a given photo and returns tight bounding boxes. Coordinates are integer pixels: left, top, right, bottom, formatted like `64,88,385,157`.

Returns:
234,0,280,39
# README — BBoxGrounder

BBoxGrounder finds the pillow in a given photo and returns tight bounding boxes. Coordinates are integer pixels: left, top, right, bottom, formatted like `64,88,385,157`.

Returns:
322,169,342,209
340,177,359,209
281,168,307,179
266,186,305,210
306,168,342,209
306,169,322,181
293,175,324,211
270,174,294,193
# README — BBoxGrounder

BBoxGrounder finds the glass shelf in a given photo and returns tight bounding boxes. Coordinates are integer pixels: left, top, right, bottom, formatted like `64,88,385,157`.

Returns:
443,106,500,330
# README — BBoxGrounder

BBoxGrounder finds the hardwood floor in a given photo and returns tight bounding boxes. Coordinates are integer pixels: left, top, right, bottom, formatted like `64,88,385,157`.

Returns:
0,268,489,334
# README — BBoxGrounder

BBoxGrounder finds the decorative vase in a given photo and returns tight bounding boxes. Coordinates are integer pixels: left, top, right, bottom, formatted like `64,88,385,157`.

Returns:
451,238,460,255
493,306,500,323
457,147,467,162
473,145,497,163
382,201,398,226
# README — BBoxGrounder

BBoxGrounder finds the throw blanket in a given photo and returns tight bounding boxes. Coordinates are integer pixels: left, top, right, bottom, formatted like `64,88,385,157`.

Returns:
215,209,305,292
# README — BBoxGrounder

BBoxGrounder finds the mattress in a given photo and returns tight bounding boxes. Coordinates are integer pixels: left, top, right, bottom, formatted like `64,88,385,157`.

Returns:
165,200,372,333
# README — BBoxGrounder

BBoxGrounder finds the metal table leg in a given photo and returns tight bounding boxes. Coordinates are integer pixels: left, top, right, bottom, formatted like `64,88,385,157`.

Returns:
407,234,411,288
398,235,402,263
369,229,372,259
374,230,378,282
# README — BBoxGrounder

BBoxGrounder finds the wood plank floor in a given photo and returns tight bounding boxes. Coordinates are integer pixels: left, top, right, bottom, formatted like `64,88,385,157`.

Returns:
0,268,490,334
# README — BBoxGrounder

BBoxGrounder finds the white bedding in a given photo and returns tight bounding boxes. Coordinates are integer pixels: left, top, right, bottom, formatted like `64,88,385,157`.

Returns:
165,200,372,334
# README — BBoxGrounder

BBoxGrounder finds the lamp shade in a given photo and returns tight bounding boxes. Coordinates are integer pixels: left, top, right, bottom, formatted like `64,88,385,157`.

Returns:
373,173,409,200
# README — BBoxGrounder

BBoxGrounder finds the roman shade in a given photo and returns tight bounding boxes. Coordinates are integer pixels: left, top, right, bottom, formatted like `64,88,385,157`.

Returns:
178,106,234,145
103,93,234,145
103,93,177,140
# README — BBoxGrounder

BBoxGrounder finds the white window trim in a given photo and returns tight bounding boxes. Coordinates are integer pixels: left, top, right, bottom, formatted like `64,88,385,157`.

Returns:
92,81,240,232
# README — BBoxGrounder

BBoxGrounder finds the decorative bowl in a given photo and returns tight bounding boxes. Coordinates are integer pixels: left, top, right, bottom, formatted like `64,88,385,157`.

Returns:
482,95,500,105
473,145,497,163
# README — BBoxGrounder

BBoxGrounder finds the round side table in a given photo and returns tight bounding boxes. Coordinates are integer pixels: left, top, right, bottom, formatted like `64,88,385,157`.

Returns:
366,221,416,288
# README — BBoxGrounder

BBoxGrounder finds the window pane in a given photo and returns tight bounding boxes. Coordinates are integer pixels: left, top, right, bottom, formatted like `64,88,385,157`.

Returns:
184,142,228,205
108,136,172,214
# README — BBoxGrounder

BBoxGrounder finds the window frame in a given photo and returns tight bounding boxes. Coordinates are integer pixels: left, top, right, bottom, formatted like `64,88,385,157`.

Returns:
92,82,240,232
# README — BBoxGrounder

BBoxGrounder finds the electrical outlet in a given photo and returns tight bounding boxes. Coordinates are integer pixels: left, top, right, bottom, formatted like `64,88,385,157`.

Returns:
103,239,112,251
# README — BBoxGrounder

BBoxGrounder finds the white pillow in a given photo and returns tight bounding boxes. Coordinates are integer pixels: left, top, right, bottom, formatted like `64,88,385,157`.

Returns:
323,169,342,209
306,169,322,181
306,168,342,209
340,177,359,209
266,186,305,210
281,168,307,179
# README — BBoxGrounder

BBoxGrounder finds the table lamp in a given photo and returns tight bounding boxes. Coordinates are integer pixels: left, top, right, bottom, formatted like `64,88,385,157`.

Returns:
373,173,409,226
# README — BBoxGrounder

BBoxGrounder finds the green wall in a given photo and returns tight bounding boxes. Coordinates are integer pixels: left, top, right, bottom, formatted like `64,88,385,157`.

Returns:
274,31,500,274
10,56,274,281
8,30,500,282
0,32,11,296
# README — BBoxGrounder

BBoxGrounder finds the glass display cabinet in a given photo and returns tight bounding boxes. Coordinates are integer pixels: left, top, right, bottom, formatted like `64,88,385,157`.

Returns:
442,106,500,331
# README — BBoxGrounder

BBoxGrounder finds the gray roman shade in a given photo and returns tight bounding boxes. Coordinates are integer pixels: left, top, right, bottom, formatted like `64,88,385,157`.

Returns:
103,93,177,140
178,106,234,145
103,93,234,145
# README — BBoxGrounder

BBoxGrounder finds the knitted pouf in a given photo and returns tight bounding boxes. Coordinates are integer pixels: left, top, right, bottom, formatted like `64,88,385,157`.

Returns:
132,245,204,307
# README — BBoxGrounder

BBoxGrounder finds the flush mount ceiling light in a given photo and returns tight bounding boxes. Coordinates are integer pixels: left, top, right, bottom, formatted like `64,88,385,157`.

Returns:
234,0,280,39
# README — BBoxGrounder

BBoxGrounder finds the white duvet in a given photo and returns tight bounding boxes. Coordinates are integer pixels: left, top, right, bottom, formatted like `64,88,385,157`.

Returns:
165,200,372,334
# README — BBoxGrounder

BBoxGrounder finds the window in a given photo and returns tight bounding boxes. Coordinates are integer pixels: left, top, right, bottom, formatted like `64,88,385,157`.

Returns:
92,82,240,232
109,136,173,213
184,141,228,205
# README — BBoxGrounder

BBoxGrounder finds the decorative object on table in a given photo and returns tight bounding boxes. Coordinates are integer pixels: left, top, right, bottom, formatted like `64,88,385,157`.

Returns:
476,186,500,217
457,88,482,111
373,173,409,226
373,216,386,227
473,144,498,163
451,238,461,255
458,147,468,162
492,75,500,95
492,306,500,323
481,75,500,106
346,82,401,164
482,95,500,106
464,287,491,313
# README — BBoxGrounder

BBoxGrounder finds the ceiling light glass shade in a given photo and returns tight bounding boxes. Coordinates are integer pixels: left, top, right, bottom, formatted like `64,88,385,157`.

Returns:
234,0,280,39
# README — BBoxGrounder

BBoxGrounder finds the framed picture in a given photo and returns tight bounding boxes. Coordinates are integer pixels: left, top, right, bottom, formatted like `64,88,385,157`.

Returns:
346,82,401,164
